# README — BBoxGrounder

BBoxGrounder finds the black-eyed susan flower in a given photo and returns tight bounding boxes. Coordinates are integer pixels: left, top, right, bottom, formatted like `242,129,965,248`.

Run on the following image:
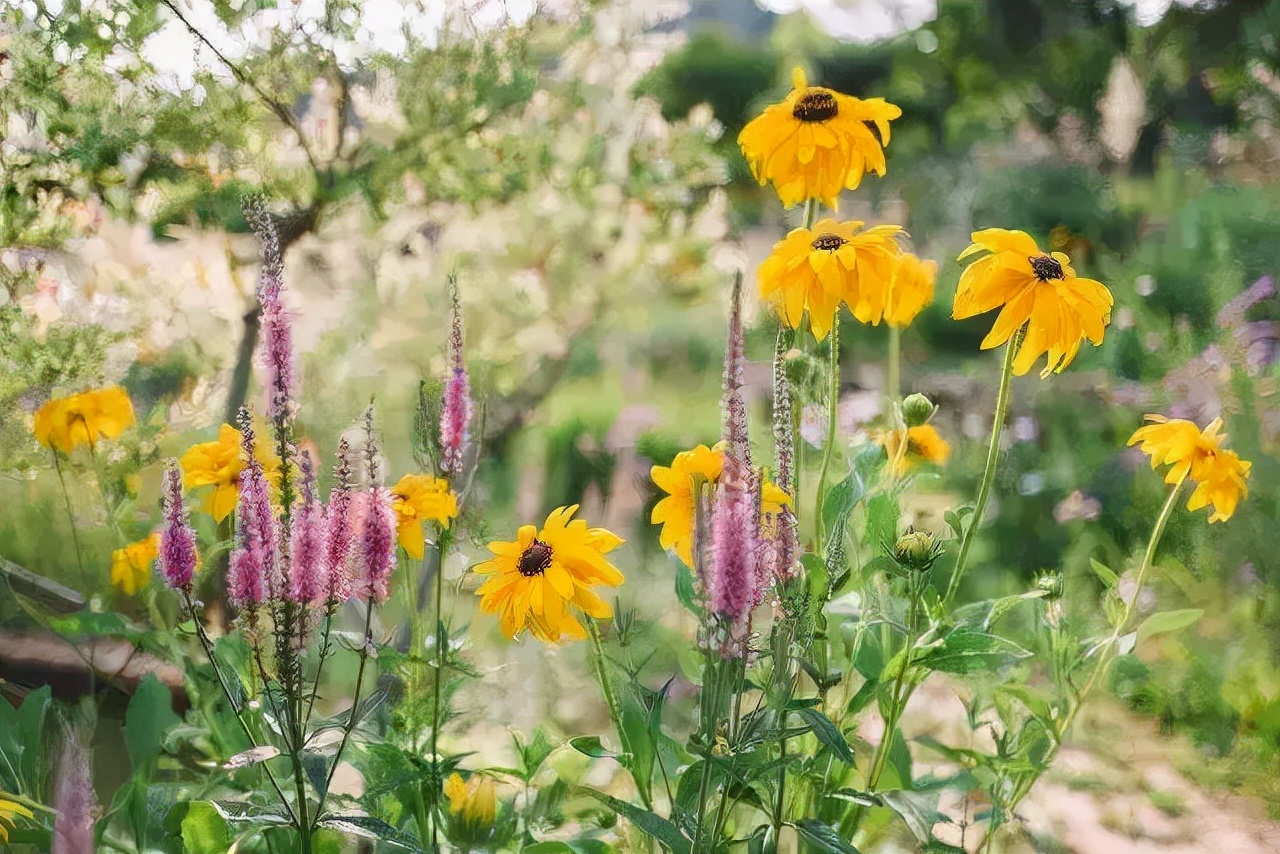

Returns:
738,67,901,209
878,424,951,476
33,386,135,455
651,444,792,567
110,533,159,596
1127,415,1251,522
390,473,459,560
884,252,938,328
757,218,903,340
0,794,34,843
444,772,497,826
180,423,281,523
473,505,624,643
954,228,1113,377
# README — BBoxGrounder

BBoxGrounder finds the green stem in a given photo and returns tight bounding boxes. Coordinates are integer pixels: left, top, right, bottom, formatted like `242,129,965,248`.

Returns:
183,593,297,825
313,596,375,830
814,319,841,545
863,576,923,794
51,452,88,590
429,532,450,852
887,325,901,404
587,618,653,811
691,652,724,854
943,330,1021,605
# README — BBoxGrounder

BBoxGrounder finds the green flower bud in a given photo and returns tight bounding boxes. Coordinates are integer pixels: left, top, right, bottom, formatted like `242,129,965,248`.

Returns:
901,393,937,428
892,528,942,572
1035,570,1064,601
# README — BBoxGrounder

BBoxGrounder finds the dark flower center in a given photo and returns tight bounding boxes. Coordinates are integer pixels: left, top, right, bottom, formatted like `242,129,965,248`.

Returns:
517,539,553,577
811,234,847,252
792,90,838,123
1029,254,1065,282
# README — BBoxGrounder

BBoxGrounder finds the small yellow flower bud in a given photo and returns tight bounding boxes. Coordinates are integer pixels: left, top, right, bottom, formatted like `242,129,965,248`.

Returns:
892,528,941,572
901,393,937,428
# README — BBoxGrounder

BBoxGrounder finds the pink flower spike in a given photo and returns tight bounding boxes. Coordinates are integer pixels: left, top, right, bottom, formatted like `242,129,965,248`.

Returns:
52,730,96,854
440,276,473,476
707,456,758,631
289,498,327,604
722,272,752,471
248,207,295,425
227,412,279,610
358,486,397,603
159,459,199,591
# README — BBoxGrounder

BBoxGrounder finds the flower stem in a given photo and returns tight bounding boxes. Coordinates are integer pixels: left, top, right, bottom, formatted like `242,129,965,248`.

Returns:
814,319,841,545
587,617,653,810
943,330,1021,605
313,596,375,831
429,532,450,852
887,325,901,404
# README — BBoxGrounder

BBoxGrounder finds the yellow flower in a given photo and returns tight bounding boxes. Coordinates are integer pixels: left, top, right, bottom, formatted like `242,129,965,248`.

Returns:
390,473,459,560
738,66,901,209
110,533,160,595
443,773,497,826
180,423,280,523
0,795,34,843
473,505,624,643
758,218,903,340
954,228,1113,377
650,444,792,566
1127,415,1251,523
32,386,135,454
878,424,951,475
884,252,937,328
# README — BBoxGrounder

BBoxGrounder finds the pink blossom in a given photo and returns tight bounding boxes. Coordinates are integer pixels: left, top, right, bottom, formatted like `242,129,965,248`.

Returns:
288,498,327,604
158,459,198,591
227,414,278,610
358,487,397,602
440,279,472,476
707,457,758,630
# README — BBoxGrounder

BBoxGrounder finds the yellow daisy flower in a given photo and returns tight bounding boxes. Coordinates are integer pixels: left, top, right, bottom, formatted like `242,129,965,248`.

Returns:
954,228,1113,377
390,473,459,560
443,773,497,826
757,218,903,340
883,252,938,328
650,444,792,566
33,386,135,455
110,533,160,595
738,66,901,209
878,424,951,475
1127,415,1251,523
473,505,624,643
0,794,34,843
180,424,282,523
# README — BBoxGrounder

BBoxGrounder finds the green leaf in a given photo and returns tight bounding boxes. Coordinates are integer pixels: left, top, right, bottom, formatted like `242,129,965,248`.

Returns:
880,789,945,843
916,629,1031,675
793,708,854,765
843,677,880,717
16,685,51,789
317,814,426,851
569,736,617,759
822,468,868,549
180,802,231,854
579,788,691,854
863,493,900,554
794,818,861,854
125,674,180,772
1135,609,1204,644
674,556,702,615
1089,558,1119,588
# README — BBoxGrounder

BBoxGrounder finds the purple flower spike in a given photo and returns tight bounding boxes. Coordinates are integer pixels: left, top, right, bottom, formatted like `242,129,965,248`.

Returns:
708,456,758,637
440,276,473,476
722,273,752,471
228,412,278,611
249,208,296,425
52,730,96,854
289,500,327,605
359,486,397,603
159,459,199,591
324,440,356,603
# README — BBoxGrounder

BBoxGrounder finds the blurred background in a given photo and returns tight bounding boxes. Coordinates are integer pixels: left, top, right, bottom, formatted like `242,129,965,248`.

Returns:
1,0,1278,848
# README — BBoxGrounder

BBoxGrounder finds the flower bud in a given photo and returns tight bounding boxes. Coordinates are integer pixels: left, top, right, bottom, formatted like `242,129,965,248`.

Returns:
901,393,937,428
892,528,942,572
1035,570,1064,601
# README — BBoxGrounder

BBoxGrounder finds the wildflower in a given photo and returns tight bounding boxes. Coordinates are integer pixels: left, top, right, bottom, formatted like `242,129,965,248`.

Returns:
891,528,943,572
0,794,33,843
159,460,199,591
33,386,135,454
358,487,398,602
723,273,752,468
757,218,902,340
474,505,624,643
440,279,473,476
227,417,278,611
651,445,790,567
884,252,937,328
180,423,281,523
52,732,96,854
289,497,327,605
1127,415,1252,522
878,424,951,475
708,459,758,624
324,440,356,603
444,772,497,826
250,212,295,425
738,66,901,209
954,228,1113,377
390,473,459,560
110,533,159,596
